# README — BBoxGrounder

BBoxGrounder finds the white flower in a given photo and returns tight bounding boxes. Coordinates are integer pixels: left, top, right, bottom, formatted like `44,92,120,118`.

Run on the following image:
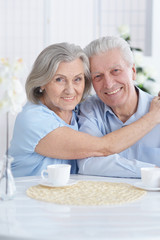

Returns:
118,25,130,39
0,58,26,114
133,51,144,67
143,66,157,79
143,80,160,96
135,73,147,85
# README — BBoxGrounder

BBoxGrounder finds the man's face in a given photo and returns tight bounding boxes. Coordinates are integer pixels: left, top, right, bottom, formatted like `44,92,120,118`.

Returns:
90,48,136,110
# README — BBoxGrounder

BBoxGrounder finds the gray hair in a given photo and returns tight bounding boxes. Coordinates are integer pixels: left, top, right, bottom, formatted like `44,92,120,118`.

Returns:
25,42,91,104
84,36,134,66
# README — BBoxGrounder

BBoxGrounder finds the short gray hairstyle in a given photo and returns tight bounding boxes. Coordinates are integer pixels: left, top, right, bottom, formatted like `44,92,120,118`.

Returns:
25,42,91,104
84,36,134,66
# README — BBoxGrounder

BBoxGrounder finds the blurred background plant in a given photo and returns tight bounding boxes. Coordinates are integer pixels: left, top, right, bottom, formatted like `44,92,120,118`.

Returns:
0,58,25,114
0,58,26,155
118,25,160,96
0,58,26,200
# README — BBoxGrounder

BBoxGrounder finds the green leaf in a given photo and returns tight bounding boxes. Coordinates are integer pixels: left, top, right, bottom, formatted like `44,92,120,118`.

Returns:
136,67,143,73
147,77,155,82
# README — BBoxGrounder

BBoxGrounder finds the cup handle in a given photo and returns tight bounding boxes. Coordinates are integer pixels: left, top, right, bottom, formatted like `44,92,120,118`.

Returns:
41,169,48,180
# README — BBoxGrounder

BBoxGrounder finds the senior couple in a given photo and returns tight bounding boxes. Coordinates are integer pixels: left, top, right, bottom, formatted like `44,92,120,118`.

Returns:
9,36,160,178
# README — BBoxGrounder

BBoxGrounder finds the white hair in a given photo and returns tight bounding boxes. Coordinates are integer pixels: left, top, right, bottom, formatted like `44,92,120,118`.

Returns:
26,42,91,104
84,36,134,66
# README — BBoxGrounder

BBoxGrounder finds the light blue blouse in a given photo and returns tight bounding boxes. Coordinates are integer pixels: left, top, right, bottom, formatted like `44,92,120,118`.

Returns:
78,88,160,178
9,102,78,177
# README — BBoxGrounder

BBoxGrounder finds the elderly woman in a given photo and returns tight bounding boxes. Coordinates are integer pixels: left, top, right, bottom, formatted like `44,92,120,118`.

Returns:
9,42,160,177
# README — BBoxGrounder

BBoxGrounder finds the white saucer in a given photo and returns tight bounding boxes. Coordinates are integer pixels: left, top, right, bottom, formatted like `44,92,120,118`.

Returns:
134,182,160,191
39,179,78,188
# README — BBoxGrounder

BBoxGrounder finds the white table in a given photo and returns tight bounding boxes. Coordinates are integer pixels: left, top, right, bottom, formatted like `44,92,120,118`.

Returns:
0,174,160,240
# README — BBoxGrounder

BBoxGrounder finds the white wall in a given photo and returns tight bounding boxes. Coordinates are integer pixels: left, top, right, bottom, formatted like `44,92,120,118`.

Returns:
144,0,160,87
151,0,160,79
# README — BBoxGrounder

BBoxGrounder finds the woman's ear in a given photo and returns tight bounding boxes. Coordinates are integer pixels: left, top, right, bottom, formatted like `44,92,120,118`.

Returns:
41,86,45,91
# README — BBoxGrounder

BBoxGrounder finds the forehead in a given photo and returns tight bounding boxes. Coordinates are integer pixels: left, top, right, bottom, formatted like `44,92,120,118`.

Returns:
90,49,127,73
56,58,84,75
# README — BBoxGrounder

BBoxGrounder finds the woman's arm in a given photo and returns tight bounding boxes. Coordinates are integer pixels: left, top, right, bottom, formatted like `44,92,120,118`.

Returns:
35,96,160,159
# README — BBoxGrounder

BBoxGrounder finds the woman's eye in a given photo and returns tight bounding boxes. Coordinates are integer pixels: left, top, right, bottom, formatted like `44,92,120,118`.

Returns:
55,77,63,82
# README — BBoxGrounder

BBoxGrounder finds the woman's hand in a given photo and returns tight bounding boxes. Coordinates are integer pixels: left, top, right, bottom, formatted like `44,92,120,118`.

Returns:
149,96,160,124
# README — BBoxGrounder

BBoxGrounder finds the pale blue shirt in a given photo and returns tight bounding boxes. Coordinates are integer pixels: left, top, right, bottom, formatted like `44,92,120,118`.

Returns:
78,88,160,178
9,101,78,177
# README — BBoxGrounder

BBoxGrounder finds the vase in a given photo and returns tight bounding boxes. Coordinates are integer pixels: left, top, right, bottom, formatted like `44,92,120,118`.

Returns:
0,155,16,200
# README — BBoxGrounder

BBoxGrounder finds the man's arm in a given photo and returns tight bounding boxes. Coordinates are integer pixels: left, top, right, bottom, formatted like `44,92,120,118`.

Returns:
77,95,158,178
78,155,155,178
77,108,155,178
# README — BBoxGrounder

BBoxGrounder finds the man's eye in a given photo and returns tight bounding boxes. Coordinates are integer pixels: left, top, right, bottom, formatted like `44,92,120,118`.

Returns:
93,75,102,81
112,69,120,75
74,77,82,82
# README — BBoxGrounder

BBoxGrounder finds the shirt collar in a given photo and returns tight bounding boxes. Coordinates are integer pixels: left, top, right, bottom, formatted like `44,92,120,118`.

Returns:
102,86,153,122
136,87,153,115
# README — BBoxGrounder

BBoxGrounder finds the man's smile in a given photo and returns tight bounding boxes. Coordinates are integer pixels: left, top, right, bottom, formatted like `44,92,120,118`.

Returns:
105,87,122,95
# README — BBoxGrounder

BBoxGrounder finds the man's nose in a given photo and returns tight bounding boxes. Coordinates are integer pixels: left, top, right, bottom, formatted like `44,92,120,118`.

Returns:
103,73,114,89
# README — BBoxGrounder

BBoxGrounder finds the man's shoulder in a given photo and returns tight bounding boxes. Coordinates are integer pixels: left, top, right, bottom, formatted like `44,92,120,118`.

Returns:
81,94,105,109
138,88,154,103
79,94,106,119
138,87,153,97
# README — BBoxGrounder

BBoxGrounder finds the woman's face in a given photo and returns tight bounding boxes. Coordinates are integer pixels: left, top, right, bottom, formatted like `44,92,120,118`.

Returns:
41,58,85,116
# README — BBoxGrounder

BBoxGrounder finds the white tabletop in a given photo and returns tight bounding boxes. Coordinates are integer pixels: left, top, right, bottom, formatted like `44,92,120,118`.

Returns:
0,174,160,240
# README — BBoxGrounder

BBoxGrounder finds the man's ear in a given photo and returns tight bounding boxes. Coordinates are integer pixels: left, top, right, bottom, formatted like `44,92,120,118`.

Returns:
132,64,136,81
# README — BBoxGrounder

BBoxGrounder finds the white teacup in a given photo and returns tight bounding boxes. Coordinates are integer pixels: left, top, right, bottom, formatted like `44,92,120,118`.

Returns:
141,167,160,188
41,164,71,186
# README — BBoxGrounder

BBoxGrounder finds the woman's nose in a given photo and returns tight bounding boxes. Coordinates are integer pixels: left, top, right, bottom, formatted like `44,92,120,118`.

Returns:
64,82,75,94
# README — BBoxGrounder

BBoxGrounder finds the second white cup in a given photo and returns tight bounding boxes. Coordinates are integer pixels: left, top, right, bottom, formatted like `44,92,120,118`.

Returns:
41,164,71,186
141,167,160,188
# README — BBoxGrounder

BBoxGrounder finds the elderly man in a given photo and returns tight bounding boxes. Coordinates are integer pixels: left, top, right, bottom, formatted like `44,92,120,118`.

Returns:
78,36,160,178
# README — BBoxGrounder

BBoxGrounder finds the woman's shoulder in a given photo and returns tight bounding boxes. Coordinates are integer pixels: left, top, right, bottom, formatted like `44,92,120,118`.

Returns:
18,101,52,119
15,101,57,130
23,101,51,114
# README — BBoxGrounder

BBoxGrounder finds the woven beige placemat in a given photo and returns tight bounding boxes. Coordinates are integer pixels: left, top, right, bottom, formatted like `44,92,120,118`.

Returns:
26,181,146,206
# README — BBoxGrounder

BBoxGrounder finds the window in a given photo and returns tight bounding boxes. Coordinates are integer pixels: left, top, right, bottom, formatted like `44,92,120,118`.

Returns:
96,0,153,55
